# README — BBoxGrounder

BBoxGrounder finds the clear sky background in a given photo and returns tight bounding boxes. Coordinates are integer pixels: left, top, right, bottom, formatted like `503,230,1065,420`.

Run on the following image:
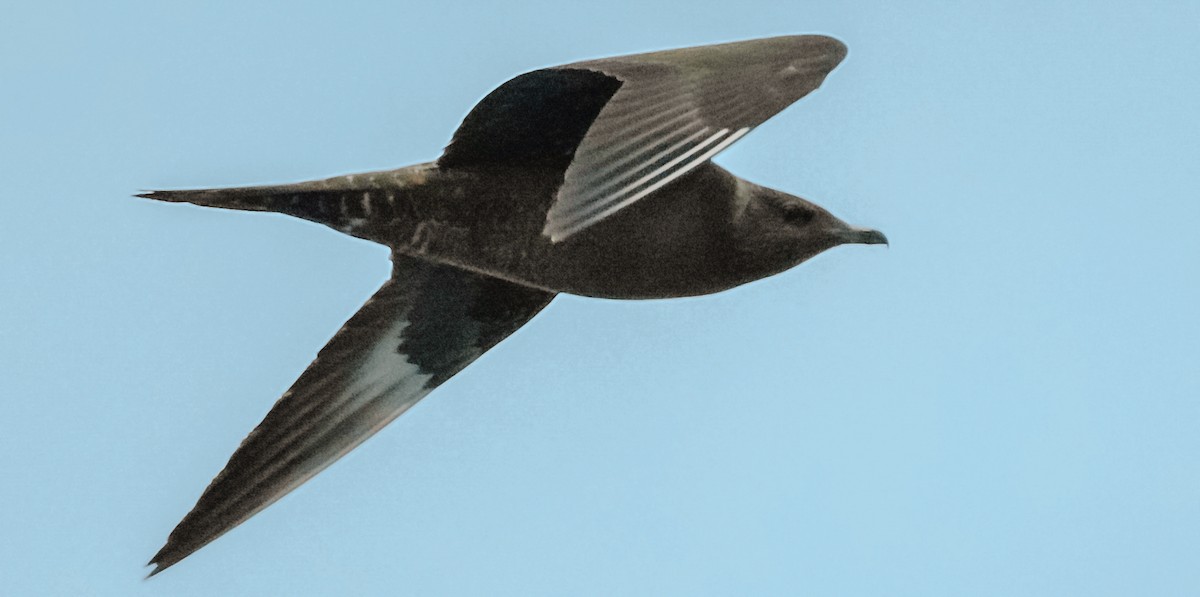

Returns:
2,1,1197,595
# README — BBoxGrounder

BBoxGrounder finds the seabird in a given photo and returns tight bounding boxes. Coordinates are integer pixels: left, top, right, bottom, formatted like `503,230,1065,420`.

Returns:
140,34,886,575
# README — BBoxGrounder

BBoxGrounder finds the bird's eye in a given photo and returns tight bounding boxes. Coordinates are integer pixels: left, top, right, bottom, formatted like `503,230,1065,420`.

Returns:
781,204,814,226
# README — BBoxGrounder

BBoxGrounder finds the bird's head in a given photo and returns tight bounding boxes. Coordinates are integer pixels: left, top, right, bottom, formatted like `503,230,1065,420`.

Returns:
731,180,886,273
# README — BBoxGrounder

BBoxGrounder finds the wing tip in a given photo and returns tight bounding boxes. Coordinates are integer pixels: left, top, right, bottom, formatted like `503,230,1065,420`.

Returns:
144,548,176,579
781,34,848,71
819,35,849,68
144,520,220,578
744,34,847,72
812,33,847,53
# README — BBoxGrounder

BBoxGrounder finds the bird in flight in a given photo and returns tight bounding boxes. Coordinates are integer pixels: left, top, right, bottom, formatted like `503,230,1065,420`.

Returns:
141,34,886,575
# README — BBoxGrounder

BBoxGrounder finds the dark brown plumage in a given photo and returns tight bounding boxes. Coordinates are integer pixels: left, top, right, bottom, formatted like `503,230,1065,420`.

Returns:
140,34,885,576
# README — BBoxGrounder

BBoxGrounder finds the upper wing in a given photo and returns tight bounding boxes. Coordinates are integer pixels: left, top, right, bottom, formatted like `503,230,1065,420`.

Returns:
438,35,847,241
149,256,554,575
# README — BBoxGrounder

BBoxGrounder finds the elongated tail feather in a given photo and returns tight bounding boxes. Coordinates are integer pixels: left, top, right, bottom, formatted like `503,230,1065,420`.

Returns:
139,187,358,231
138,163,435,242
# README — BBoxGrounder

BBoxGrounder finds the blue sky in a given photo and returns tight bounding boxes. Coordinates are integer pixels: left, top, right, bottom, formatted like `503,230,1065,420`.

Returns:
2,1,1198,595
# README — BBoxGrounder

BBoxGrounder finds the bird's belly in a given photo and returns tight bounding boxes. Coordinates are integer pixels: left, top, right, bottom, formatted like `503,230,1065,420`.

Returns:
397,219,741,299
478,229,746,299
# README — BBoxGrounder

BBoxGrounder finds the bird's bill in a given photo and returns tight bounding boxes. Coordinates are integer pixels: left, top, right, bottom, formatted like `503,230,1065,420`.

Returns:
839,226,889,246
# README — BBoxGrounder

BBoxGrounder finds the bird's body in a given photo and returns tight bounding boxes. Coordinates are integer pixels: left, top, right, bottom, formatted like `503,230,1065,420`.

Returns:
396,161,748,299
160,160,858,298
142,34,885,575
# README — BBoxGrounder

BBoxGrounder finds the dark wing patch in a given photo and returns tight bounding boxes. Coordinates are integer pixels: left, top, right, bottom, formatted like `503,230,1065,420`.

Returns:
438,68,622,171
401,263,555,385
148,256,554,576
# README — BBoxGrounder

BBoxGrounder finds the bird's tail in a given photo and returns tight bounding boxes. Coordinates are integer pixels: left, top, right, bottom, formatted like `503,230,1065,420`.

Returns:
138,163,435,241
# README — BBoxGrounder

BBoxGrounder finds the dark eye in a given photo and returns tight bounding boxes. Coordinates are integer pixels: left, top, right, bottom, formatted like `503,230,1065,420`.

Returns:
781,204,814,226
